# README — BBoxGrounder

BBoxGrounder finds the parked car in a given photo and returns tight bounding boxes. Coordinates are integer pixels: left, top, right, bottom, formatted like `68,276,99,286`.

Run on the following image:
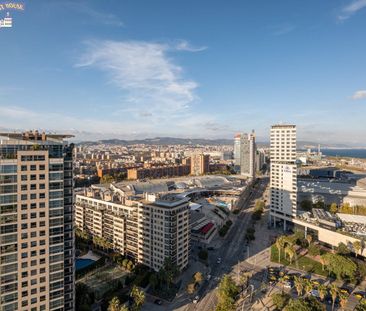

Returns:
193,296,199,304
154,299,163,305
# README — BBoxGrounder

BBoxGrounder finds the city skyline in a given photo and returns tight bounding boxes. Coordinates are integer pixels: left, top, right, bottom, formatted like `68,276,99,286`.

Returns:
1,0,366,144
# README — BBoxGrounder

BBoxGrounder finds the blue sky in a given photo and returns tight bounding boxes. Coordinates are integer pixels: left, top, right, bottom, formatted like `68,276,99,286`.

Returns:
0,0,366,144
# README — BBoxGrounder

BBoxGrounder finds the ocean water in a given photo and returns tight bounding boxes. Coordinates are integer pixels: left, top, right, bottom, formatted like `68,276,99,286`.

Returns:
321,149,366,159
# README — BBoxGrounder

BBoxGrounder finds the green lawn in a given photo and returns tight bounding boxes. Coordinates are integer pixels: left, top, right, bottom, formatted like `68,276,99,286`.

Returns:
270,245,328,277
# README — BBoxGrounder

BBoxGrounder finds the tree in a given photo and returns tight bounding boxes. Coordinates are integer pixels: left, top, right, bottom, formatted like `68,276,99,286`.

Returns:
353,240,362,258
330,284,338,311
318,284,327,301
187,282,195,294
272,292,291,310
108,297,121,311
294,276,304,296
306,235,312,247
216,275,239,311
356,300,366,311
194,272,203,284
159,257,179,290
330,203,338,214
284,297,324,311
276,236,286,263
323,253,357,281
198,249,208,261
149,274,158,291
339,292,348,310
337,242,350,256
101,174,114,184
308,244,320,257
130,286,145,311
285,245,296,264
303,279,313,297
320,254,327,271
300,200,313,211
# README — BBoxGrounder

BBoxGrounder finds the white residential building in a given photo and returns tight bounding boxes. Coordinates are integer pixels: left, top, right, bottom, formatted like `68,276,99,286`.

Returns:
269,124,297,229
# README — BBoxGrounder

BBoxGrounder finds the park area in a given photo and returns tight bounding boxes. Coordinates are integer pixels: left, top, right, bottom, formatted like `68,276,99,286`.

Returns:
270,231,366,283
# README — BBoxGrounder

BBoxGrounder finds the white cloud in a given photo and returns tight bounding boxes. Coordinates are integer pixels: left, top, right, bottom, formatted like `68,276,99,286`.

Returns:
338,0,366,20
58,1,123,27
174,40,207,52
352,90,366,100
76,40,200,116
270,23,296,36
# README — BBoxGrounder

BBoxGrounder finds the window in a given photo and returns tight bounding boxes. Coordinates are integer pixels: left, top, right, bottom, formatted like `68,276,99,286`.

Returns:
30,232,36,238
21,165,27,171
21,184,27,191
21,175,27,181
30,193,36,200
30,175,36,180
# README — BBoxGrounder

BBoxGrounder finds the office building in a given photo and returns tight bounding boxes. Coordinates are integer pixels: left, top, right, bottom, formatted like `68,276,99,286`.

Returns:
269,125,297,229
190,154,210,176
75,187,190,271
233,132,256,179
0,131,74,311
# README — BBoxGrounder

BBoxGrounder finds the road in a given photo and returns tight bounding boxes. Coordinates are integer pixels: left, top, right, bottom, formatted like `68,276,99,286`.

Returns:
185,177,269,311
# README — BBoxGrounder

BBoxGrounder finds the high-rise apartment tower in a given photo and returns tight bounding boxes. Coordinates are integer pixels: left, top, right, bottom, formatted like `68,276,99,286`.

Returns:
0,131,74,311
233,131,256,179
269,125,297,230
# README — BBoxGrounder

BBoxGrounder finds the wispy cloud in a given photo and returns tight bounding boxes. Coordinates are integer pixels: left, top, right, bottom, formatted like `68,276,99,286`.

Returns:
59,1,123,27
338,0,366,20
76,40,201,117
270,23,296,36
352,90,366,100
174,40,207,52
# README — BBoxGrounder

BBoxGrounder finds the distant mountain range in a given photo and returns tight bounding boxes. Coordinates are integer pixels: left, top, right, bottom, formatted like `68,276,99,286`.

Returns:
78,137,357,148
79,137,235,146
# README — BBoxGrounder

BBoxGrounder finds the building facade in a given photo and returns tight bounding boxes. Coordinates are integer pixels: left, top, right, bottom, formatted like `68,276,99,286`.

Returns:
0,131,74,311
190,154,210,176
127,164,190,180
75,188,190,271
269,125,297,229
233,132,256,179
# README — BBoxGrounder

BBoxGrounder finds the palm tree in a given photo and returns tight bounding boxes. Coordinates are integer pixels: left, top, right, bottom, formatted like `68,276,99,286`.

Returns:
306,234,312,247
294,276,304,296
318,284,327,301
285,246,296,264
303,279,313,297
108,297,121,311
339,292,348,310
330,284,338,311
130,285,145,311
353,240,362,258
276,236,286,263
320,254,328,272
